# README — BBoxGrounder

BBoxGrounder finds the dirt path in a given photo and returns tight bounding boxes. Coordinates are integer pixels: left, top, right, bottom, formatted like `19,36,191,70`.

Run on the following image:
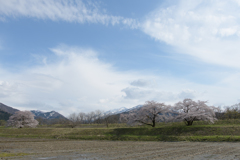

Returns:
0,137,240,160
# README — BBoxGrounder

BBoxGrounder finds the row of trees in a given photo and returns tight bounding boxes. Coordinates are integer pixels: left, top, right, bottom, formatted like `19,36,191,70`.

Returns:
5,109,119,128
68,110,118,128
6,98,240,128
219,103,240,119
120,99,217,127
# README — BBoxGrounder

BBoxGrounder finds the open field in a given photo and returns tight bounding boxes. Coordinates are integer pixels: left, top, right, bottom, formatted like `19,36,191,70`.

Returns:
2,120,240,141
0,137,240,159
1,121,240,159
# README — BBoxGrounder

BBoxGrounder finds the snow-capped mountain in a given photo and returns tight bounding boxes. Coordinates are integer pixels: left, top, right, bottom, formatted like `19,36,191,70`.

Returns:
104,105,143,115
31,110,66,119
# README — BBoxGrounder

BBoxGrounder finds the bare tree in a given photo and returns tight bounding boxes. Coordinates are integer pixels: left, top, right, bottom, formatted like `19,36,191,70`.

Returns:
120,101,170,127
7,111,39,128
88,111,96,123
55,118,69,126
84,112,95,124
36,117,44,125
102,112,113,128
78,112,86,124
94,110,103,124
215,106,225,120
224,104,240,119
68,113,79,128
68,111,104,126
174,99,217,126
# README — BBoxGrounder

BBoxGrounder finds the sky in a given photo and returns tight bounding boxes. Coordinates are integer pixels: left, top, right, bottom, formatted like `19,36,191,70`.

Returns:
1,0,240,116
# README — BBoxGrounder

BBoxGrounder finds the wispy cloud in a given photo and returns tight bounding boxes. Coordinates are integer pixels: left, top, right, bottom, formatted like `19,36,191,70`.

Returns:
0,0,139,28
141,0,240,68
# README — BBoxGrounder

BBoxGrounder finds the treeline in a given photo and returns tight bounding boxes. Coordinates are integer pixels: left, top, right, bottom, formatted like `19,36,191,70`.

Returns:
33,110,120,128
65,101,240,128
0,109,11,126
0,109,11,121
67,110,119,128
216,103,240,120
3,101,240,128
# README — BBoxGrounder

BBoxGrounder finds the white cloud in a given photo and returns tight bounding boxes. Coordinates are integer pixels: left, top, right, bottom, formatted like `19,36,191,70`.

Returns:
141,0,240,68
0,81,19,98
2,1,240,115
130,79,154,87
0,0,139,28
122,87,200,103
0,46,151,115
0,45,240,116
178,89,198,99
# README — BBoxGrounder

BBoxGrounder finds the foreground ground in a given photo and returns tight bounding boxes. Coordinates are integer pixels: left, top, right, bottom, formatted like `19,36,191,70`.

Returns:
0,137,240,160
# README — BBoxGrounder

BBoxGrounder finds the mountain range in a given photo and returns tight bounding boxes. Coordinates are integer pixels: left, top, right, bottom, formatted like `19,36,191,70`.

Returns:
0,102,66,120
0,101,143,121
104,105,143,115
30,110,66,119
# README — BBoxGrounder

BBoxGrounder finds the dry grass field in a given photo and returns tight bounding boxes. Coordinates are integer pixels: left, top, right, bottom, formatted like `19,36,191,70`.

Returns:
1,137,240,160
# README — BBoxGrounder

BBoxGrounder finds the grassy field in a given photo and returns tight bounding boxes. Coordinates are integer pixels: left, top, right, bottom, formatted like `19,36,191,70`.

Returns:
1,120,240,141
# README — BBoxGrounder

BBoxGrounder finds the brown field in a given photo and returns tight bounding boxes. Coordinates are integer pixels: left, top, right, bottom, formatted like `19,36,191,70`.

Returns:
0,137,240,160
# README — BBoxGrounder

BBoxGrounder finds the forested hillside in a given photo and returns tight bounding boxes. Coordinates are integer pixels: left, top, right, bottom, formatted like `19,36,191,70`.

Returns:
0,109,11,120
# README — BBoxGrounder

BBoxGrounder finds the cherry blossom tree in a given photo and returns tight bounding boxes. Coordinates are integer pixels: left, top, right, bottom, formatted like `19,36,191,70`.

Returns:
173,99,217,126
7,111,39,128
120,101,170,127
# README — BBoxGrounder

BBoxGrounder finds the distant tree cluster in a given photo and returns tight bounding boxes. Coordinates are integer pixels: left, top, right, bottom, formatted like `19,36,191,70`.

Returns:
217,103,240,120
68,110,118,128
0,109,12,121
6,99,240,129
66,98,221,128
120,98,218,127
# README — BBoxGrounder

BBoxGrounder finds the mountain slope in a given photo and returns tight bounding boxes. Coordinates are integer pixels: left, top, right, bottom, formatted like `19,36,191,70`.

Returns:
105,105,143,115
31,110,66,119
0,103,19,114
0,109,12,120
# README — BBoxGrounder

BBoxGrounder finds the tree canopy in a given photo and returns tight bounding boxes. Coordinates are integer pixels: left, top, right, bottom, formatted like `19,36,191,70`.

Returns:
174,99,217,126
7,111,39,128
120,101,170,127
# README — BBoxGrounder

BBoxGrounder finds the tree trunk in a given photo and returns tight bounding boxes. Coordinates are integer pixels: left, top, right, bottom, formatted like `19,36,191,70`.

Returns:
152,116,156,127
186,120,193,126
105,119,109,128
184,117,195,126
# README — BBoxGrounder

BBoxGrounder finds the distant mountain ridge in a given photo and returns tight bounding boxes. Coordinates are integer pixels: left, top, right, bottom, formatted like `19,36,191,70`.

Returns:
0,102,66,120
104,105,143,115
0,103,19,114
31,110,66,119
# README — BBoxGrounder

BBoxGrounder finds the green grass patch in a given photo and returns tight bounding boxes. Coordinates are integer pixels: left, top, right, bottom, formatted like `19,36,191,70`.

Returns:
0,152,31,157
1,120,240,142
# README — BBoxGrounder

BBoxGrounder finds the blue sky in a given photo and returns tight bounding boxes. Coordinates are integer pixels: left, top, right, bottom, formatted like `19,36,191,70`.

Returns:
0,0,240,116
